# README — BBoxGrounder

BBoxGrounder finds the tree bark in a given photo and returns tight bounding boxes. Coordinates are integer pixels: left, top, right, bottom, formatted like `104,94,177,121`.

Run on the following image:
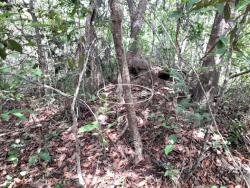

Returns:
26,0,47,96
175,2,184,68
85,0,102,92
109,0,143,163
28,0,47,73
126,0,148,75
191,12,229,102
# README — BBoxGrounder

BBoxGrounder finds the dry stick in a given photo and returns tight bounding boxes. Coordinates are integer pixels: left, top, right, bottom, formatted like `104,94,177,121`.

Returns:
230,69,250,79
70,41,95,186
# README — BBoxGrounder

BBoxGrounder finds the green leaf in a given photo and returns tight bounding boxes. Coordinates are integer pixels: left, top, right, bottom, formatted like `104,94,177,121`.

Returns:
215,3,224,14
79,122,99,133
164,144,174,156
7,155,18,162
1,113,10,121
191,0,225,11
224,3,231,22
6,175,12,181
0,12,15,18
0,2,7,7
169,10,182,19
12,112,27,121
219,36,228,46
6,39,22,53
169,135,177,144
0,65,11,73
28,155,39,165
0,48,7,59
32,68,43,77
211,186,218,188
30,22,50,28
236,0,250,11
55,184,63,188
39,150,51,162
187,0,199,10
0,42,4,49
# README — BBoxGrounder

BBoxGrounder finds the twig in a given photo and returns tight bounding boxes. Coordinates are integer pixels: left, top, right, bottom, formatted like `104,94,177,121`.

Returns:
230,69,250,79
70,40,95,187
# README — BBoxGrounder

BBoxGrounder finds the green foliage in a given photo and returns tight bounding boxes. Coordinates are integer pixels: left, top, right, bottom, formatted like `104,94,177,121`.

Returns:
148,113,165,122
191,0,225,11
6,39,22,53
38,149,51,162
2,175,13,188
28,149,52,166
170,68,189,95
189,22,204,40
0,39,22,59
228,120,247,145
236,0,250,11
164,134,177,156
28,155,39,165
7,149,19,165
6,139,24,165
163,163,180,182
164,144,174,156
54,184,63,188
32,67,43,77
1,109,31,121
79,121,99,133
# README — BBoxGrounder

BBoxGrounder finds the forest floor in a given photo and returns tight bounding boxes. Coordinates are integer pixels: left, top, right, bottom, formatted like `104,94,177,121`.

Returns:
0,80,250,188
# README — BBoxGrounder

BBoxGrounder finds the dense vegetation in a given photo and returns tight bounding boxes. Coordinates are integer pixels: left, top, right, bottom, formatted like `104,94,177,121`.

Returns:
0,0,249,187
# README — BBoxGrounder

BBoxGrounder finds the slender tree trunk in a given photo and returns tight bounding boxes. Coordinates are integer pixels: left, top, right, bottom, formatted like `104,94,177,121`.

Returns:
126,0,148,74
109,0,143,163
175,2,183,68
191,12,229,102
27,0,47,95
28,0,46,73
85,0,102,92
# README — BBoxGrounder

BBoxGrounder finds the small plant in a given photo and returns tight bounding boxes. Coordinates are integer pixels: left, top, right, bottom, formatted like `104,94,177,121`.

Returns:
228,120,247,146
2,175,13,188
79,121,100,133
164,134,177,156
79,121,108,149
28,148,51,166
163,162,180,183
6,139,24,165
148,113,165,122
1,108,32,122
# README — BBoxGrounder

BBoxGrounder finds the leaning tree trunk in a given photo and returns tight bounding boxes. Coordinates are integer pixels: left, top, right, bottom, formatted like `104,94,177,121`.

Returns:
109,0,143,163
191,12,229,102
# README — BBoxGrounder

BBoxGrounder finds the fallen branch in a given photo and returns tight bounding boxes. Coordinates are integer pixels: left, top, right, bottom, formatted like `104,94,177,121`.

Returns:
230,69,250,79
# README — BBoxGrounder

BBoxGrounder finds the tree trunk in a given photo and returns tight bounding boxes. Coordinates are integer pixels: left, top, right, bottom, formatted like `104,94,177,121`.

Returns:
28,0,47,96
109,0,143,163
28,0,46,73
126,0,148,75
191,12,229,102
85,0,102,92
175,2,184,68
